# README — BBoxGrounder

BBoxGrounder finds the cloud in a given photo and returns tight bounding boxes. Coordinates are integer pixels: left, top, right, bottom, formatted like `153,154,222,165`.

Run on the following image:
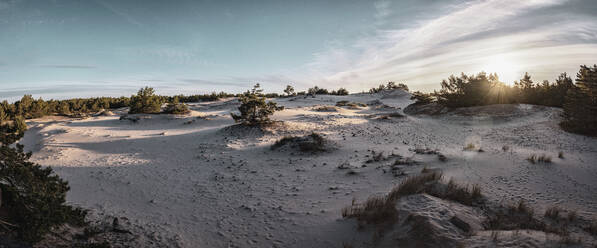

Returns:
39,64,97,69
302,0,597,91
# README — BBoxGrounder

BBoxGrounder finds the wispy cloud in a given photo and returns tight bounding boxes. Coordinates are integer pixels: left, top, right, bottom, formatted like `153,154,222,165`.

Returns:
302,0,597,91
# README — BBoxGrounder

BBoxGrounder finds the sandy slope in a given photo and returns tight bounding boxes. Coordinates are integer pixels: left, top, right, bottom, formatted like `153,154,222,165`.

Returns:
20,90,597,247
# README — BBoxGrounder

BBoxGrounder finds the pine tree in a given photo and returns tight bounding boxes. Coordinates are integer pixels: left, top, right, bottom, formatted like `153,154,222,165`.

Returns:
129,87,163,114
561,65,597,136
231,84,283,125
284,85,295,96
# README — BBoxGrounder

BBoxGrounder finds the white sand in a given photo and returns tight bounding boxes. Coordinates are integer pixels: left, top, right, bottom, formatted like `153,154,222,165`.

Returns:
19,91,597,247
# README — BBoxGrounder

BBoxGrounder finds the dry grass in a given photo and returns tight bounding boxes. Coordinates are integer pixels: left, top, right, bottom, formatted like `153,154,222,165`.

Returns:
271,133,328,153
487,199,547,232
342,171,484,231
527,154,552,164
341,195,398,226
336,101,367,109
312,106,337,112
463,143,476,151
567,210,577,222
342,171,442,226
544,206,562,219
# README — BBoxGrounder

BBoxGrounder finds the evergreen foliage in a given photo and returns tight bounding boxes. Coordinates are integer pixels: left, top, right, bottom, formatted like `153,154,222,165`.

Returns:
561,65,597,136
128,87,163,114
163,97,190,115
284,85,296,96
0,118,85,243
231,84,284,125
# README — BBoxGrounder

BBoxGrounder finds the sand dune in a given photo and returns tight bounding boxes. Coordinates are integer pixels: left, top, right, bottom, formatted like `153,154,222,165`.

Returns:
20,91,597,247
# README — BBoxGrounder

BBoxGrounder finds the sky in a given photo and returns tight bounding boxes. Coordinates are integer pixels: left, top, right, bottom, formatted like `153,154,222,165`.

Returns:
1,0,597,100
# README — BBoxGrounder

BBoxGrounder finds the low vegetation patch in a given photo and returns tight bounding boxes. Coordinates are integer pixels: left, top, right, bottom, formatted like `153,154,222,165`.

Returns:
527,154,552,164
342,170,483,227
335,101,367,109
463,143,483,152
271,133,330,153
312,106,338,112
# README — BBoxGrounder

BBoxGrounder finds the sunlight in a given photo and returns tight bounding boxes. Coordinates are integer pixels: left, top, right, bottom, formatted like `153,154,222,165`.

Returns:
482,54,520,85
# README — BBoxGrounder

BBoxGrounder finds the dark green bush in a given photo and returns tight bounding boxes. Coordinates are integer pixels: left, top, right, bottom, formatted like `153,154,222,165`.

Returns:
129,87,163,114
231,84,283,125
163,97,190,115
284,85,295,96
1,143,85,243
561,65,597,136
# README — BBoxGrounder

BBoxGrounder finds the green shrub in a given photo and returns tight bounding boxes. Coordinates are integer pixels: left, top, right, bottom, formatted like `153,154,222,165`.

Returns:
0,116,27,145
0,143,86,242
271,133,328,153
284,85,295,96
231,84,283,125
163,97,190,115
129,87,163,114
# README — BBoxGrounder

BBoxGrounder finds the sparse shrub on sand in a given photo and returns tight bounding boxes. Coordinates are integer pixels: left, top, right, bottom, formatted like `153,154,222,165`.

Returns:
342,171,484,227
527,154,552,164
410,91,435,105
129,87,163,114
163,97,190,115
335,101,367,109
231,84,284,125
312,106,337,112
271,133,328,153
284,85,296,96
463,143,476,151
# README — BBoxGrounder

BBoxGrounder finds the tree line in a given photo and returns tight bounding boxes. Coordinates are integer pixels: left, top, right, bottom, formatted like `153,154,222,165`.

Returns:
412,64,597,136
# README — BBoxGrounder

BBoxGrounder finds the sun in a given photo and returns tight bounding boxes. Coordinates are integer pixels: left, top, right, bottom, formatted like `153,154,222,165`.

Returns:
483,54,520,85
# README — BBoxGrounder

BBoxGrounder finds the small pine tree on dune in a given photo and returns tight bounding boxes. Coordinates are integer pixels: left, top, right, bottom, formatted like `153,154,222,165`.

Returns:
129,87,163,114
284,85,295,96
561,65,597,136
231,84,284,125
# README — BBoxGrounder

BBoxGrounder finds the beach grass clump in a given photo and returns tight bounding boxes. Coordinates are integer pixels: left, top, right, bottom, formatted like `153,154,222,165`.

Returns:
271,133,328,153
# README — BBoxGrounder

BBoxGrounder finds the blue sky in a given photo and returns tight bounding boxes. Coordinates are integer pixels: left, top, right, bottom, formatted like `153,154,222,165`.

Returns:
1,0,597,100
